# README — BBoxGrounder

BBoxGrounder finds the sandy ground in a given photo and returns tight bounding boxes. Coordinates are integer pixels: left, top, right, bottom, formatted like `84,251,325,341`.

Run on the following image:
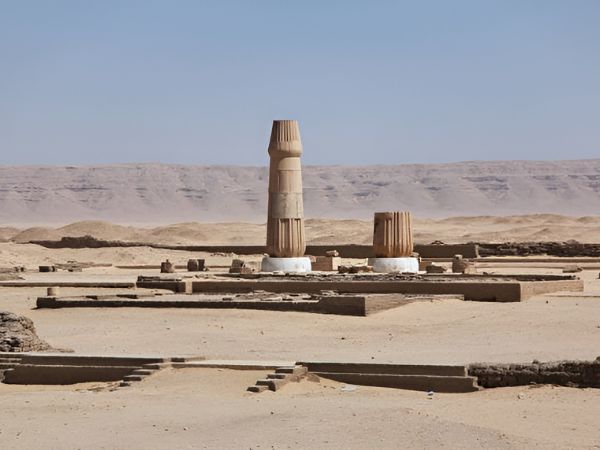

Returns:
1,245,600,448
0,368,599,449
1,270,599,364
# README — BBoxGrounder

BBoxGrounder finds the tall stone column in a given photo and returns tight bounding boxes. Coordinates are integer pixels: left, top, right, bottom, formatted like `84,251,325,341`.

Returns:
261,120,311,272
369,211,419,273
266,120,306,257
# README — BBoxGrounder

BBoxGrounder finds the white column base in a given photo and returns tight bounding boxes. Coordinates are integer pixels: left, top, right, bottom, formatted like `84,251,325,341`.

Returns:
368,257,419,273
261,257,312,273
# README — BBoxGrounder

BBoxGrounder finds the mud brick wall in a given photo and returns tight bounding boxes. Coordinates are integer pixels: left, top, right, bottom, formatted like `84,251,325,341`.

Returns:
478,242,600,257
468,359,600,388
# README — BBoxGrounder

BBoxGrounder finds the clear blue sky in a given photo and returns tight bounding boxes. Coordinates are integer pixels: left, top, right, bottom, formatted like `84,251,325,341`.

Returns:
1,0,599,165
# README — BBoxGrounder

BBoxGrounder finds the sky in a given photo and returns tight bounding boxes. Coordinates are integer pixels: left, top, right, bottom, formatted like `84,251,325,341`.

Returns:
1,0,599,166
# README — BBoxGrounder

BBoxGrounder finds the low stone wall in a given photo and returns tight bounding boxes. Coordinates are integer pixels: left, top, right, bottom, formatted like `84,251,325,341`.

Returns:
186,277,582,302
36,294,414,317
28,236,480,259
27,236,600,258
468,359,600,388
479,242,600,257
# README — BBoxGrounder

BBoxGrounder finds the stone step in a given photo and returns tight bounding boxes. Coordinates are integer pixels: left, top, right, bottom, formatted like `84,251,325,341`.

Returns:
267,373,288,379
0,358,22,364
2,365,141,385
313,372,480,393
255,378,289,391
122,375,146,382
12,354,165,367
131,369,154,376
246,385,269,393
275,366,308,376
170,357,188,363
0,363,20,369
143,363,172,370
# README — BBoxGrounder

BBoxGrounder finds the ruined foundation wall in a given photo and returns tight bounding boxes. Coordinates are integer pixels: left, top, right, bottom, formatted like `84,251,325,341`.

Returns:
0,311,53,352
468,359,600,388
27,237,480,258
478,242,600,257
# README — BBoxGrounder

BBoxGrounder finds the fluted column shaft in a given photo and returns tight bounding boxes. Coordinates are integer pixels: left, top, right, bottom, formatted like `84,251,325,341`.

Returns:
266,120,306,257
373,211,413,257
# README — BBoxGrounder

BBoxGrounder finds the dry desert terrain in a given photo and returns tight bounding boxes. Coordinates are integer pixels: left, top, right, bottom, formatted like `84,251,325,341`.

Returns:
0,235,599,448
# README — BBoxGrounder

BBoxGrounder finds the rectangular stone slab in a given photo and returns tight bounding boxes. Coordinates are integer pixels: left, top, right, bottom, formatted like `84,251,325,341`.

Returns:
187,279,583,302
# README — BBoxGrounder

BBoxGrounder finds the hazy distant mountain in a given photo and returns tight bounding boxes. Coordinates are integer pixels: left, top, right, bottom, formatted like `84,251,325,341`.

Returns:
1,160,599,224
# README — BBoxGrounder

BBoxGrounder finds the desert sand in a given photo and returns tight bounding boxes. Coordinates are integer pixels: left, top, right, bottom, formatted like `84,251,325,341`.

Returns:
1,368,599,449
2,214,600,246
0,249,599,448
1,221,600,448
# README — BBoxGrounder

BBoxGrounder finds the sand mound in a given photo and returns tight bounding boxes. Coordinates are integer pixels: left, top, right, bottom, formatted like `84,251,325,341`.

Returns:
0,311,53,353
5,215,600,245
11,227,63,244
57,221,144,241
0,227,20,242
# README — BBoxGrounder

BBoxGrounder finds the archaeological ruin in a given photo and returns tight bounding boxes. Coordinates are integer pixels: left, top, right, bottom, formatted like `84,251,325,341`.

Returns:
0,119,597,409
261,119,312,273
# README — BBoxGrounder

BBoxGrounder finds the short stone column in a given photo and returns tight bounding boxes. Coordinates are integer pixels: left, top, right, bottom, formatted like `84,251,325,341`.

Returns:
369,211,419,273
373,211,414,257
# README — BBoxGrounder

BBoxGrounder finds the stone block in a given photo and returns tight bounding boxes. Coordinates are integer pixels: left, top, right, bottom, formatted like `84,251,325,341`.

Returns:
229,259,255,274
187,259,206,272
160,260,175,273
275,366,308,376
426,264,446,274
452,255,475,274
562,264,583,273
247,385,268,393
312,256,341,271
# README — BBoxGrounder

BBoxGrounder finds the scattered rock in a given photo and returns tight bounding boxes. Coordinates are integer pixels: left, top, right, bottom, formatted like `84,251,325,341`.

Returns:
0,311,54,352
426,264,447,274
452,255,476,274
160,260,174,273
187,259,206,272
229,259,254,274
348,265,373,274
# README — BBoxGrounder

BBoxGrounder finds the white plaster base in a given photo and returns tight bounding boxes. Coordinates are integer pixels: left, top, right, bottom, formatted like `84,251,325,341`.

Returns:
261,257,312,273
368,257,419,273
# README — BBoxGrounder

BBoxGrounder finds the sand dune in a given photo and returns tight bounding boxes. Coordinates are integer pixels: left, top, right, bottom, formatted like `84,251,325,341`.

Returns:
4,214,600,245
2,161,600,244
1,160,600,225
